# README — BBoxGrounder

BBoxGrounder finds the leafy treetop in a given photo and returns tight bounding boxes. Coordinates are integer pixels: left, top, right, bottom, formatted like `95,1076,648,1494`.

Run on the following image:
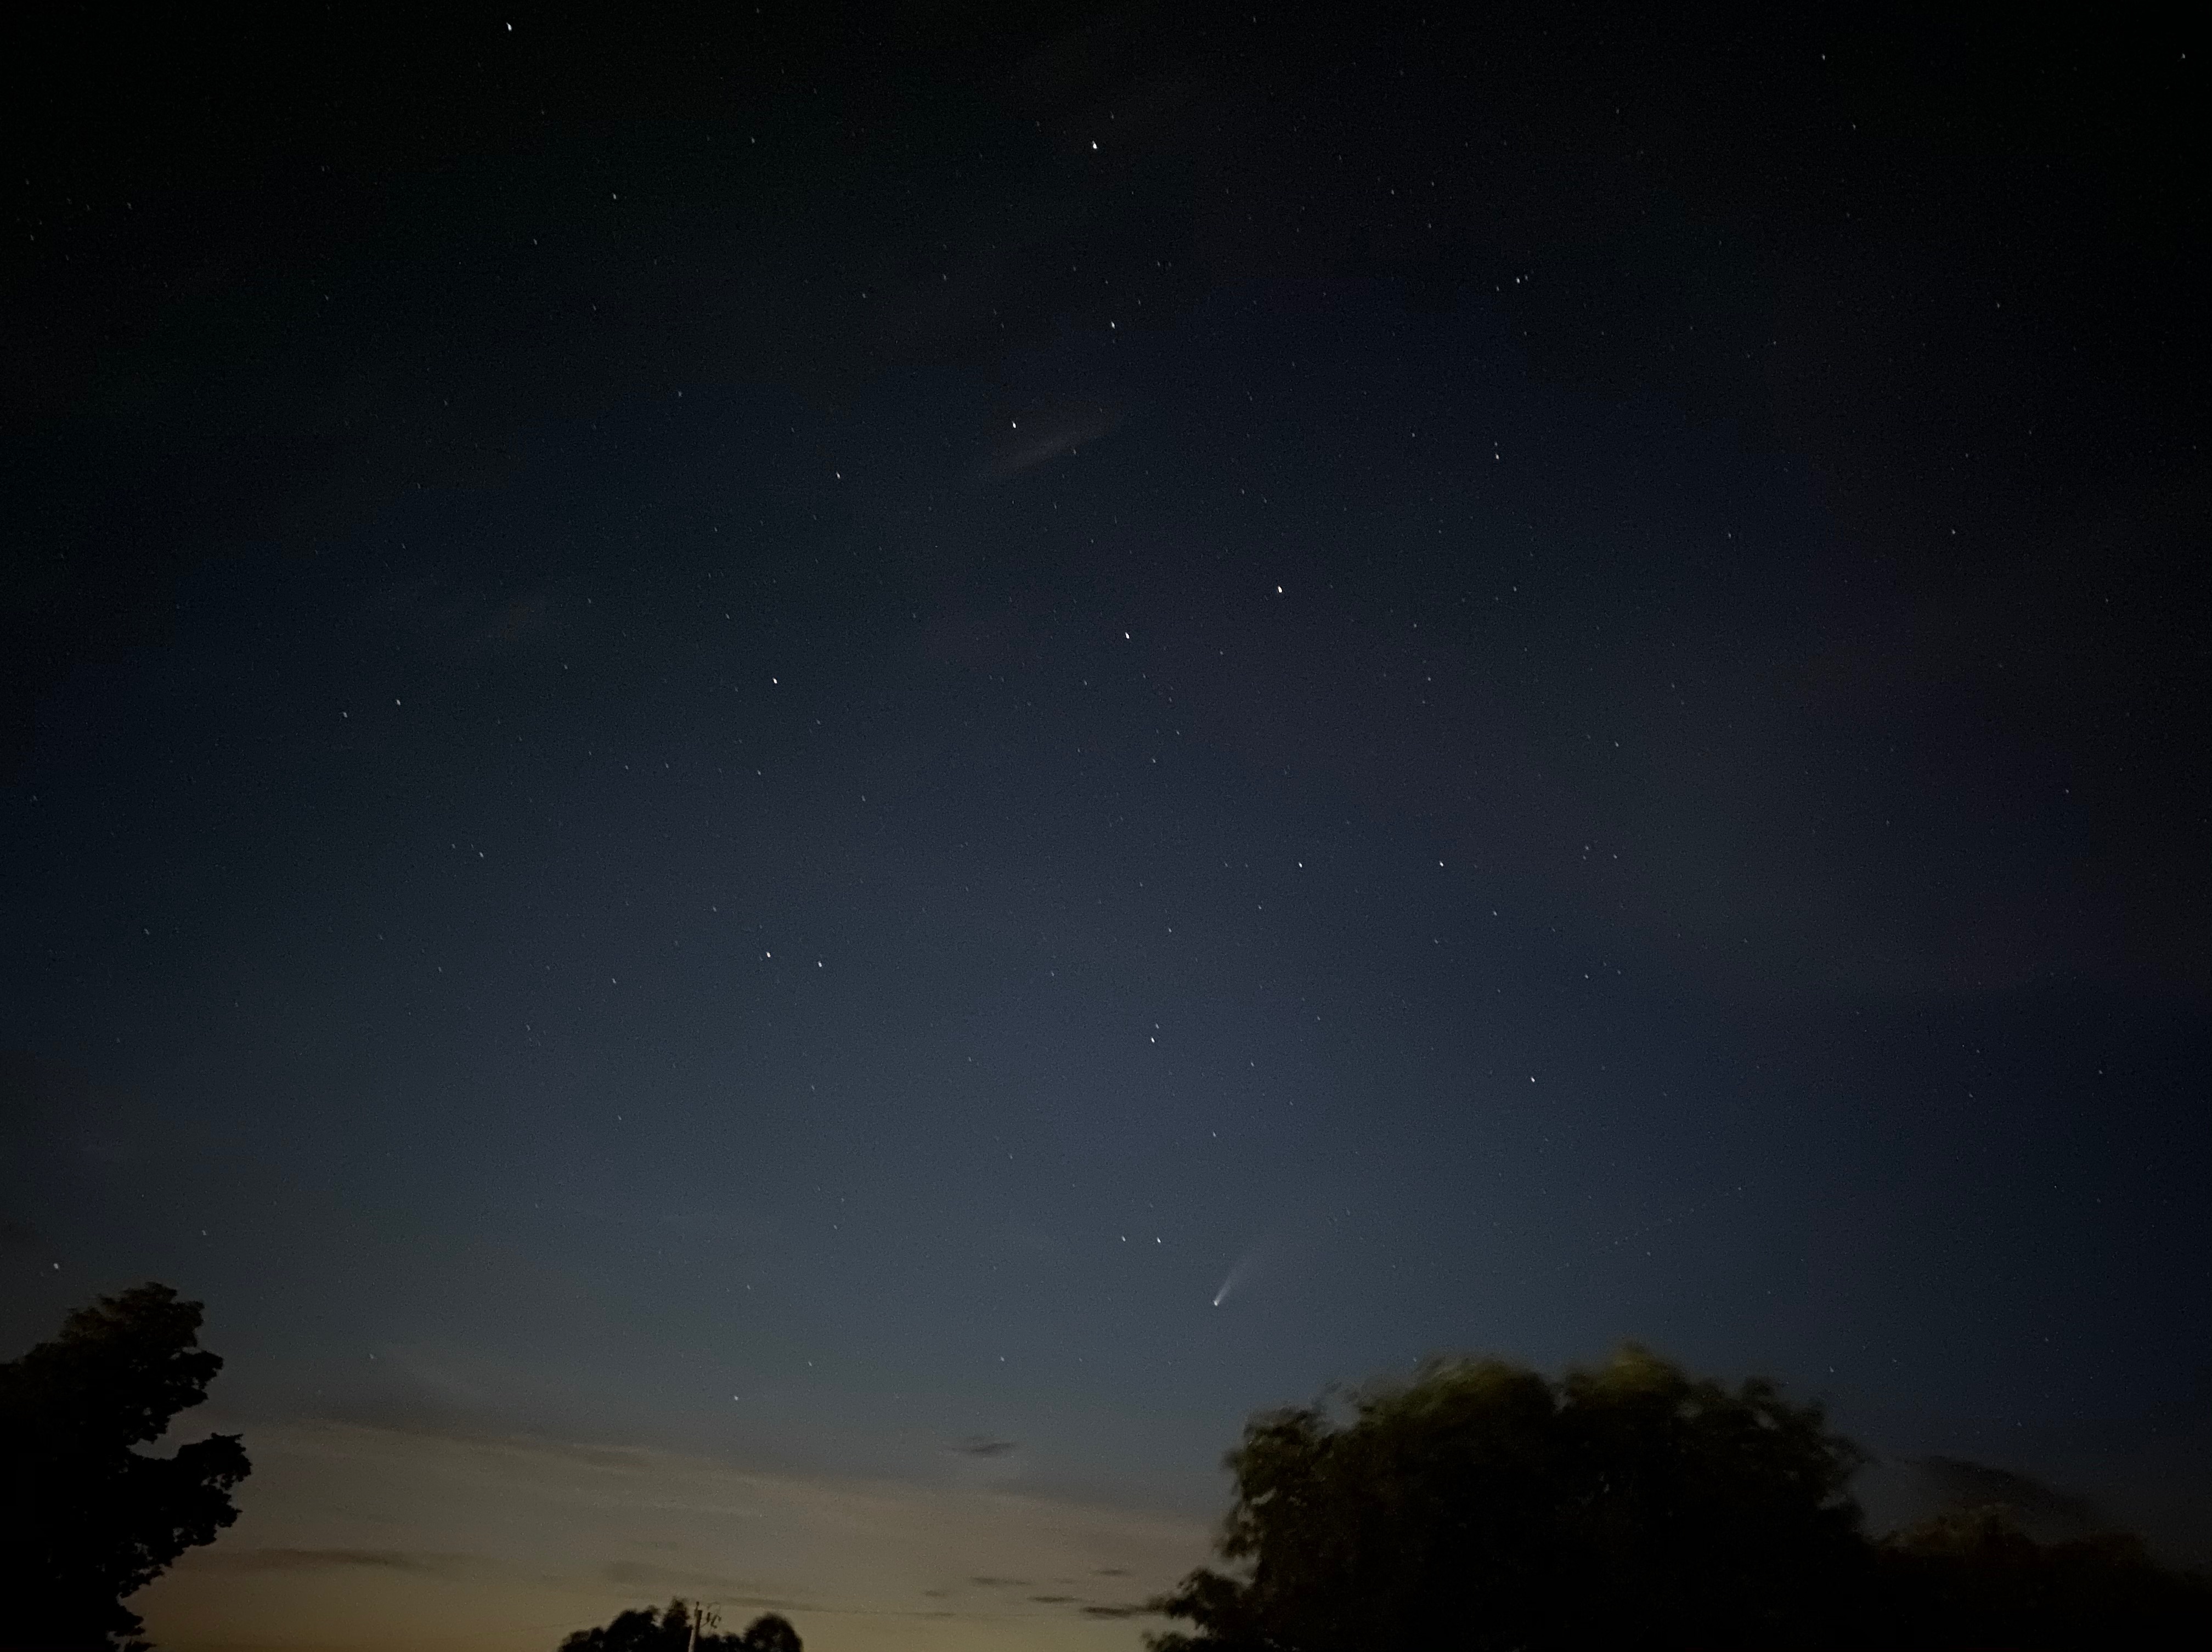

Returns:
0,1282,252,1650
1152,1344,1871,1652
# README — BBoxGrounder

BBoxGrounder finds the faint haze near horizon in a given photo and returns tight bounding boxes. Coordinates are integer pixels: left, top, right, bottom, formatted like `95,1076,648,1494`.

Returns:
138,1419,1206,1652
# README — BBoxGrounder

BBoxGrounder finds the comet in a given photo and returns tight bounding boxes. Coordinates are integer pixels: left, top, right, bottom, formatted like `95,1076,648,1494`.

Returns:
1210,1238,1271,1307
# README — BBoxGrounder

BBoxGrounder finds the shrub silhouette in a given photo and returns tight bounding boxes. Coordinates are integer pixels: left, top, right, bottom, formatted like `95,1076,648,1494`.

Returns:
559,1599,802,1652
0,1283,251,1649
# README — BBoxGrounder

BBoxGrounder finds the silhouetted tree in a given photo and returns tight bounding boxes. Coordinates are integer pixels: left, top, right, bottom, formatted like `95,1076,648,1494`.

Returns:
1150,1345,1869,1652
0,1283,251,1649
558,1600,802,1652
735,1614,801,1652
1869,1505,2212,1649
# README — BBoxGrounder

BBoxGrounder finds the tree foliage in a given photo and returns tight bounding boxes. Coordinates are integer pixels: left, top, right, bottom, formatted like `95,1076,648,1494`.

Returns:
1151,1345,2212,1652
1870,1506,2212,1649
0,1282,252,1649
558,1599,802,1652
1152,1345,1872,1652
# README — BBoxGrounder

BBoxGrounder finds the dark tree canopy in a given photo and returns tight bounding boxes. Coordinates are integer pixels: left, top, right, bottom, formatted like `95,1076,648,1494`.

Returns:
1152,1346,2212,1652
735,1614,802,1652
558,1600,802,1652
1152,1345,1871,1652
1870,1506,2212,1650
0,1283,252,1649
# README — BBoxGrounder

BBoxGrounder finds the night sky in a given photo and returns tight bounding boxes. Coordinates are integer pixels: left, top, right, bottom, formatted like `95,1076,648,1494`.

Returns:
4,9,2207,1648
